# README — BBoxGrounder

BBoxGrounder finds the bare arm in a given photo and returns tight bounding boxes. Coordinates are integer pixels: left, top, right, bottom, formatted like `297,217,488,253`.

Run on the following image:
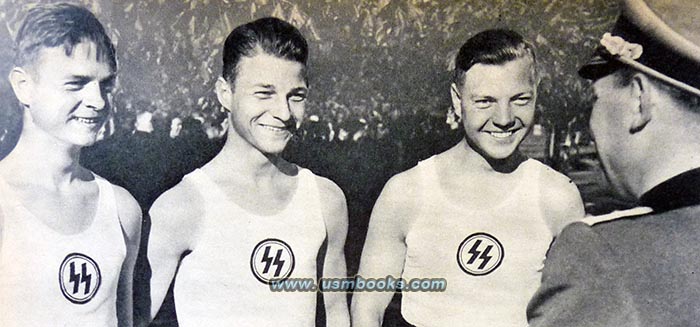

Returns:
146,183,202,321
317,177,350,327
351,174,416,327
114,186,143,327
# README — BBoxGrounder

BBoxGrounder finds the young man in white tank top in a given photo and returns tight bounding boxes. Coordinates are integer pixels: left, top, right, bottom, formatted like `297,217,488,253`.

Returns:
0,4,141,326
147,17,350,326
352,29,585,327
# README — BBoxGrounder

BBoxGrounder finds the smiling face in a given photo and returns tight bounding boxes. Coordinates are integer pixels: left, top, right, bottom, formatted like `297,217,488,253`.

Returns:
451,57,537,160
14,41,115,148
217,51,307,155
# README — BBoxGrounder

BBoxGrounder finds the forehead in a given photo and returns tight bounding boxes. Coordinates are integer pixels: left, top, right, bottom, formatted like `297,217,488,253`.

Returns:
234,52,306,88
591,73,619,96
462,57,535,95
30,41,113,80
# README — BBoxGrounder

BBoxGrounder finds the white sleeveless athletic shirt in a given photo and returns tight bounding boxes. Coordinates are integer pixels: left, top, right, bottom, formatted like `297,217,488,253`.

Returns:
173,168,326,327
401,157,554,327
0,175,126,327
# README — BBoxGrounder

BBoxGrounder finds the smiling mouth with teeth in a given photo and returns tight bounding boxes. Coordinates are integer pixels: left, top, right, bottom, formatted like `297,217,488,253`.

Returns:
75,117,103,125
486,130,518,138
259,124,292,133
259,124,291,133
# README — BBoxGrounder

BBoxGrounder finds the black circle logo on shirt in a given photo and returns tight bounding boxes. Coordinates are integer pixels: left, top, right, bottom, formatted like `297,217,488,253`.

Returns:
250,238,295,285
457,233,504,276
59,253,102,304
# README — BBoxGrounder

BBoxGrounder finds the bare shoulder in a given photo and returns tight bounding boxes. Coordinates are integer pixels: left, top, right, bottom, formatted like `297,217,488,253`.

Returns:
532,161,585,235
111,183,142,238
531,161,579,197
149,177,205,239
381,164,423,204
307,173,349,252
368,163,425,236
536,162,573,183
378,164,424,215
306,171,347,228
313,173,347,211
148,177,206,254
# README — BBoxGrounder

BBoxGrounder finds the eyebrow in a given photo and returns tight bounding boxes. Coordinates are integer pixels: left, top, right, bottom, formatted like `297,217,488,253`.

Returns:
470,95,496,101
510,92,533,99
64,75,91,82
251,84,308,93
65,73,116,82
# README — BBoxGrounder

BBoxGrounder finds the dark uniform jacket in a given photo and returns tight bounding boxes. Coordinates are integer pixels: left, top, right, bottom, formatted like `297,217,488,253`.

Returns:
527,168,700,327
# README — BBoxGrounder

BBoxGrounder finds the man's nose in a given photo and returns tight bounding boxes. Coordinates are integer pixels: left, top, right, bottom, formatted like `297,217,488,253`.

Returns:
492,103,516,130
83,82,107,111
271,96,293,122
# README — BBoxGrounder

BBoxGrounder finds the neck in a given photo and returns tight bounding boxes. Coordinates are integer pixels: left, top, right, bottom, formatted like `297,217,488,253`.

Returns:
1,126,83,186
636,150,700,198
211,131,285,180
631,111,700,197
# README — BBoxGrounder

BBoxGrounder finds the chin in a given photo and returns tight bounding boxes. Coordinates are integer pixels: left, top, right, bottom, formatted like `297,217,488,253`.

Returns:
485,150,518,161
476,142,520,161
66,135,99,148
258,142,290,155
467,133,523,160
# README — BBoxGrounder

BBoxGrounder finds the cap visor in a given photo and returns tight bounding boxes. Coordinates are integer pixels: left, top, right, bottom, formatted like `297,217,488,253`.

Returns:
578,53,623,80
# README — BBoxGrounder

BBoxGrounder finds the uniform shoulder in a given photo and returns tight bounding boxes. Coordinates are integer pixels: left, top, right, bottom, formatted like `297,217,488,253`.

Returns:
552,207,657,262
582,206,654,227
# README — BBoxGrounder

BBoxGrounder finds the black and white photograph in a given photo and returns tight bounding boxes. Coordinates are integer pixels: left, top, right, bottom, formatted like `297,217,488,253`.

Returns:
0,0,698,326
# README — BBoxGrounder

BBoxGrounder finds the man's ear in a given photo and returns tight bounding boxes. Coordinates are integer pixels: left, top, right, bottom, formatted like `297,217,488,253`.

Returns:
8,67,33,106
629,73,653,134
215,77,232,112
450,82,463,120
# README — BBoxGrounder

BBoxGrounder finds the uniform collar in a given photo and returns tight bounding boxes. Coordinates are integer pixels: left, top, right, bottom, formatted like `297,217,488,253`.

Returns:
639,168,700,212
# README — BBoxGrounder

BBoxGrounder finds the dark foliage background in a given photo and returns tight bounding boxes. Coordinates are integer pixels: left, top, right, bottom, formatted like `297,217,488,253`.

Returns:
0,0,617,158
0,1,621,326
